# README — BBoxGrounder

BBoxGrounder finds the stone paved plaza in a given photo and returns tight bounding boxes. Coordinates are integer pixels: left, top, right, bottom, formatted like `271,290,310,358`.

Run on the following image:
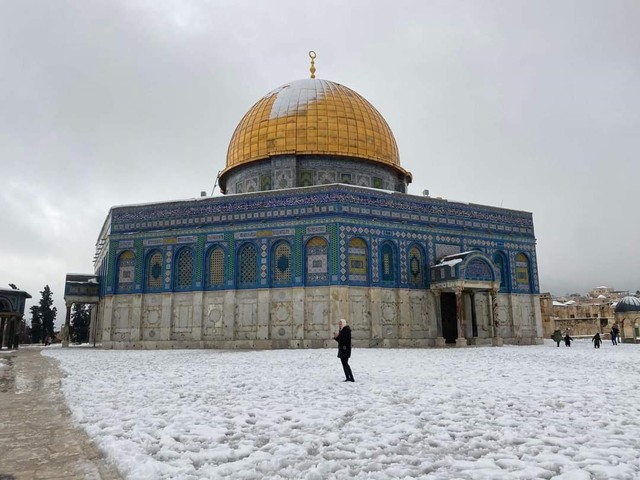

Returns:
0,348,120,480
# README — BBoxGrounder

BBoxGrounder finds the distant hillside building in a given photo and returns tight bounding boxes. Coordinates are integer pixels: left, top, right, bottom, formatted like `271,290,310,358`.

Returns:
589,286,627,301
540,292,613,338
85,57,543,349
541,288,639,341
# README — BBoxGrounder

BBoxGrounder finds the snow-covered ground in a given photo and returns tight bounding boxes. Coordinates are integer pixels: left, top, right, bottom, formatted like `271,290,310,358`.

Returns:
43,340,640,480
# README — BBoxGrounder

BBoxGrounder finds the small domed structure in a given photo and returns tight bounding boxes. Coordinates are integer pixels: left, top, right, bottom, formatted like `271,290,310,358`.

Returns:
613,296,640,343
614,295,640,313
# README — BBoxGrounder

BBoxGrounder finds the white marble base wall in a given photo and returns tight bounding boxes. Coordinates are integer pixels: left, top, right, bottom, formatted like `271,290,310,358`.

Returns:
98,288,543,349
494,293,544,345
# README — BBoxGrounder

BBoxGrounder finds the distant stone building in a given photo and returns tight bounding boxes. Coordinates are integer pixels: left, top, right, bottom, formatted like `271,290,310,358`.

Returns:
541,289,640,340
540,294,612,337
589,286,628,302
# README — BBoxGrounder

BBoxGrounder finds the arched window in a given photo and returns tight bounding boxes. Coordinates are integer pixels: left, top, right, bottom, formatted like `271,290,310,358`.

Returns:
380,242,396,283
494,251,509,291
207,246,225,288
116,250,135,293
272,241,292,286
0,298,12,312
174,248,194,290
145,250,164,292
238,243,258,288
348,238,368,283
305,236,329,284
465,258,494,281
408,244,425,288
515,253,531,292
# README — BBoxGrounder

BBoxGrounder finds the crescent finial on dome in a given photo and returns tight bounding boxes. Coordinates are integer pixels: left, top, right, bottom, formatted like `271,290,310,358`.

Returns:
309,51,316,79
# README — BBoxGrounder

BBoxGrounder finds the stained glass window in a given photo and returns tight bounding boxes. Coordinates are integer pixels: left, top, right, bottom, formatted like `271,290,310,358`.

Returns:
408,245,424,288
515,253,530,291
380,243,395,283
260,174,272,191
494,252,509,290
208,247,225,287
238,243,258,287
306,236,328,284
299,170,313,187
116,250,135,293
175,248,193,289
272,241,292,285
146,251,164,291
348,238,367,282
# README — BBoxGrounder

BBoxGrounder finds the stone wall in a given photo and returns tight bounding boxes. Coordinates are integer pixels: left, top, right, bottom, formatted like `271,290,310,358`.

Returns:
97,288,542,349
540,297,614,338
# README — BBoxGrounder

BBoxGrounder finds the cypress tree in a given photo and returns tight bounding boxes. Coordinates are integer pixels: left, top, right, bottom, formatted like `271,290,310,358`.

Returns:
30,305,43,343
39,285,57,338
71,303,90,343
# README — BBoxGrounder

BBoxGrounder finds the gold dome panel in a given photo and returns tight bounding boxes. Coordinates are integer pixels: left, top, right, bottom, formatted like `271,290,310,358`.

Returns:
225,78,401,173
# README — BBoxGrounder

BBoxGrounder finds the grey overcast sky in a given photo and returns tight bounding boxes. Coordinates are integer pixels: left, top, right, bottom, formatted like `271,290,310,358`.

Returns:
1,0,639,316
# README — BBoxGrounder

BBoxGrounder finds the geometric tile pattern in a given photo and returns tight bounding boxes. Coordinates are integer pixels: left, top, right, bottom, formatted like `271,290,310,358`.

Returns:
463,258,494,282
380,242,394,283
146,251,163,291
175,248,194,289
515,253,531,292
116,250,135,293
238,244,257,287
408,245,424,288
493,252,509,291
109,185,535,236
100,185,539,295
208,247,225,287
348,238,368,283
272,241,292,285
306,236,329,284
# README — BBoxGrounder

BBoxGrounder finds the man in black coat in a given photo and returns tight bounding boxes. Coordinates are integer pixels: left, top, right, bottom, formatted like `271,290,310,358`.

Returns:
334,319,355,382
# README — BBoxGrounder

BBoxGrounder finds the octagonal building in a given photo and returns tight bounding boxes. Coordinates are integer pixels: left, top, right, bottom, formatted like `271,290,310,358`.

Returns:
89,64,543,349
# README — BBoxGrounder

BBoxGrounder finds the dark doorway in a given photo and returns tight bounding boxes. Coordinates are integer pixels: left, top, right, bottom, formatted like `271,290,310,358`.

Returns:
470,293,478,338
441,292,457,344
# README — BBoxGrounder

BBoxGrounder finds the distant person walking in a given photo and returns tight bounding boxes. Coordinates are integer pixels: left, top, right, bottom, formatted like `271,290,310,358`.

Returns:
552,329,562,347
611,325,620,345
334,319,354,382
592,332,602,348
564,332,573,347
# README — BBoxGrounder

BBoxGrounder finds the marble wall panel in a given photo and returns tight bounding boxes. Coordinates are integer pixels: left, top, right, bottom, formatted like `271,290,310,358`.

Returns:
96,287,543,349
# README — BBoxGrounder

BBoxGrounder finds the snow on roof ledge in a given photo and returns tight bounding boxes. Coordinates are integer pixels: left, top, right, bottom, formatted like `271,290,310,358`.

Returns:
438,258,463,268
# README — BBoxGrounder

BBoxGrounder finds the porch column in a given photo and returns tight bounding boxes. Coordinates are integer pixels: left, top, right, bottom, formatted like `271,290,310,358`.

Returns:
455,287,467,347
0,317,5,349
470,291,478,338
433,289,446,347
62,302,72,348
89,305,97,347
490,288,503,346
9,316,19,349
5,316,16,349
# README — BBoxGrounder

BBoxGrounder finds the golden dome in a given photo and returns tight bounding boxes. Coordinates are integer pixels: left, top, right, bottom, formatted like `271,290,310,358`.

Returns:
224,78,404,175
